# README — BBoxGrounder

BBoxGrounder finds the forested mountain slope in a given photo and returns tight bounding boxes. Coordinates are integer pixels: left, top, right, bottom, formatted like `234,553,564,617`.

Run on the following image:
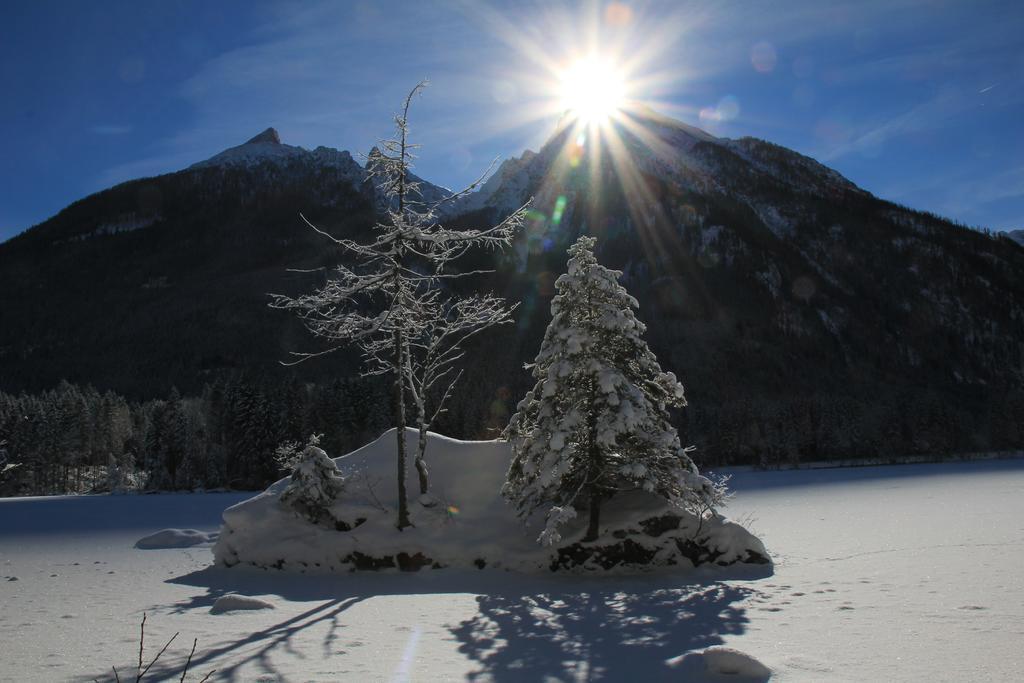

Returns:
451,109,1024,461
2,115,1023,468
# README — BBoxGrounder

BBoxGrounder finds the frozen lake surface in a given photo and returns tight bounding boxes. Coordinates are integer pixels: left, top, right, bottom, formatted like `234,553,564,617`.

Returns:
2,459,1023,681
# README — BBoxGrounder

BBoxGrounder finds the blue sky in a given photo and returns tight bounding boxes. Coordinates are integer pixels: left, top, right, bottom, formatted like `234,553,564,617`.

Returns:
1,0,1021,242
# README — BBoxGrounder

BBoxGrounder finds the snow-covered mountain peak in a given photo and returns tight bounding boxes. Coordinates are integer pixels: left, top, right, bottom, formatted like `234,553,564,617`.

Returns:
624,105,722,146
181,128,451,209
450,105,864,230
189,129,307,170
189,128,363,174
245,127,282,145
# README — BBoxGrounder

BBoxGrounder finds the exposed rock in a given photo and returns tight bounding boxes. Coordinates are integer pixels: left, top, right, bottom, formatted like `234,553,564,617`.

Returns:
550,513,770,572
343,551,395,571
245,127,281,145
340,550,439,572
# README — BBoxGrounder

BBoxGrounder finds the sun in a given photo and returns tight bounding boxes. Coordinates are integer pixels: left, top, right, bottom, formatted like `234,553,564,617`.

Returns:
559,56,627,125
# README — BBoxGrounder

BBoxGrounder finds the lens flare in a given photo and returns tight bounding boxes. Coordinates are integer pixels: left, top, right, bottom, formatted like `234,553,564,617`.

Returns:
751,42,778,73
551,195,568,226
604,2,633,26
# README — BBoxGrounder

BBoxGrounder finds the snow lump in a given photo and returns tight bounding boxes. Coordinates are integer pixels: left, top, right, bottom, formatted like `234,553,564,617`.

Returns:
135,528,216,549
210,594,276,615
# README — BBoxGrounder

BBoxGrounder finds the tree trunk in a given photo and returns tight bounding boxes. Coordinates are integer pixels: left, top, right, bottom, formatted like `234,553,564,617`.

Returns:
582,361,603,543
415,423,429,495
394,332,412,530
584,492,602,542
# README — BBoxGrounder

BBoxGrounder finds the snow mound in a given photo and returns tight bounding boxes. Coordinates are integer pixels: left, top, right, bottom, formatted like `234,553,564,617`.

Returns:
671,647,772,681
703,647,772,679
210,594,275,615
214,429,768,573
135,528,216,549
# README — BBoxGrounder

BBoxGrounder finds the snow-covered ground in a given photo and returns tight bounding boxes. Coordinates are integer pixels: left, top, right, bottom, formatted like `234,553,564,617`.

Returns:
2,459,1023,681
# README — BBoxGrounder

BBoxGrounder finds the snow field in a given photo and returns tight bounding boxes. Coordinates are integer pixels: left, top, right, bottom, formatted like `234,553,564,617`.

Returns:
1,458,1022,681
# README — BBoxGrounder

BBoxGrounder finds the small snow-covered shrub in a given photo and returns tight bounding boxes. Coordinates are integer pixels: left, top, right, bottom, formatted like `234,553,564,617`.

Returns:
275,433,322,473
279,445,345,527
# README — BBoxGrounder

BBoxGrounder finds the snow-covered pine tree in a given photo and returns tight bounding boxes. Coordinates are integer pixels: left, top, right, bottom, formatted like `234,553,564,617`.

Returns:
271,82,526,528
503,235,727,546
280,440,345,528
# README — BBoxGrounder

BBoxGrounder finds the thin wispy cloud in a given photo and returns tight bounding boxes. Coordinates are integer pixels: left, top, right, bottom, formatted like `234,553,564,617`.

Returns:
90,124,132,136
83,0,1022,233
819,88,967,161
97,0,509,189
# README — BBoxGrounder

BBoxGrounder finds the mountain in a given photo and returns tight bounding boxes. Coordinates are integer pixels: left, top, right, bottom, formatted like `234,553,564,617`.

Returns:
446,109,1024,457
1007,229,1024,246
0,129,448,396
1,113,1023,463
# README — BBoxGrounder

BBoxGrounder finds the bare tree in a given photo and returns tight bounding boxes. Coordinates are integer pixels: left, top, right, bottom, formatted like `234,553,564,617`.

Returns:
271,81,527,529
403,292,517,497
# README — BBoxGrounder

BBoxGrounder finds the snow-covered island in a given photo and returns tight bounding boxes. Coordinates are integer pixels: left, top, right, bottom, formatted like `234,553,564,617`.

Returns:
214,429,769,573
222,235,768,575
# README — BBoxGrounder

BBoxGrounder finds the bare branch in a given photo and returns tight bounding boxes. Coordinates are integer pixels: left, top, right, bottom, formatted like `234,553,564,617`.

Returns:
136,613,146,681
179,639,198,683
429,157,499,208
138,631,179,681
430,368,464,423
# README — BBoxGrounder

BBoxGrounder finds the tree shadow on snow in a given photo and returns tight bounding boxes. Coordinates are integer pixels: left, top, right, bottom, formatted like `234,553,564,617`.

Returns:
79,563,771,682
450,567,772,682
73,567,378,682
